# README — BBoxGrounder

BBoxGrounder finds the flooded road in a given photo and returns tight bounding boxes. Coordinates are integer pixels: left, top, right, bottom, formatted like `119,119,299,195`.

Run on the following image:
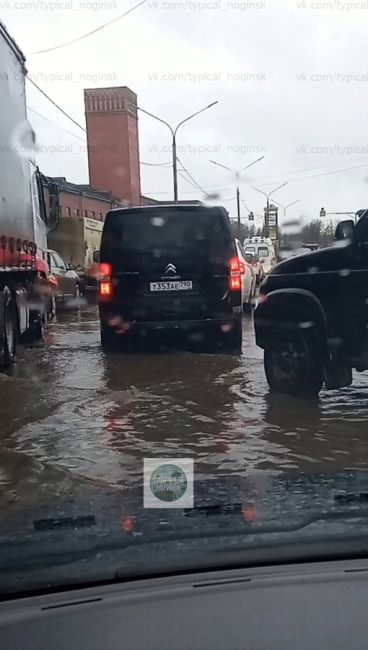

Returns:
1,305,368,511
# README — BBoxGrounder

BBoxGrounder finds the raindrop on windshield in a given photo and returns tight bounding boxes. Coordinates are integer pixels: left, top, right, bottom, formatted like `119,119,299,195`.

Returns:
151,217,164,227
10,120,37,160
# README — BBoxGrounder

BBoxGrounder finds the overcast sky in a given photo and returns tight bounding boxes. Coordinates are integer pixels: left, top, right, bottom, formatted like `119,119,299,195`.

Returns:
3,0,368,227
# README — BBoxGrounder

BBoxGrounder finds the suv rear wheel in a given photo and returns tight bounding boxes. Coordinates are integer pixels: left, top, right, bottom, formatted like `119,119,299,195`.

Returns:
101,324,118,349
264,331,323,398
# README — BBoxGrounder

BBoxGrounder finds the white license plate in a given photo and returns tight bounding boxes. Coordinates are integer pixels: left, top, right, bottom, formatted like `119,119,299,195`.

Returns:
150,280,193,292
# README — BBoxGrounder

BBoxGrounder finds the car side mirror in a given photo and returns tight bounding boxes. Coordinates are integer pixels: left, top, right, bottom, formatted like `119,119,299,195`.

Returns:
93,250,100,263
68,263,77,271
335,220,355,242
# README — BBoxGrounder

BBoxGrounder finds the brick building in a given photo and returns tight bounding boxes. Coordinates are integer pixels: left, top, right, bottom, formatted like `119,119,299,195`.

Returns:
50,86,159,220
84,86,141,206
51,178,122,221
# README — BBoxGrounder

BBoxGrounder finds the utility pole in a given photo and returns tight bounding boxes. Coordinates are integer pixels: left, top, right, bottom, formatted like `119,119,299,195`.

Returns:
137,102,218,202
209,156,265,238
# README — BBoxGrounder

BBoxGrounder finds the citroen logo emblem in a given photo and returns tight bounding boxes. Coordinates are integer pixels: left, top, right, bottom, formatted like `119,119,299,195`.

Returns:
164,263,177,274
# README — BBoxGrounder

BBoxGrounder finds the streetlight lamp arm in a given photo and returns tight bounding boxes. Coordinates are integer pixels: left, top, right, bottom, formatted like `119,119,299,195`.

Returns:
268,181,288,199
174,101,218,136
136,105,174,136
209,159,234,174
242,155,265,172
273,199,301,211
251,185,268,200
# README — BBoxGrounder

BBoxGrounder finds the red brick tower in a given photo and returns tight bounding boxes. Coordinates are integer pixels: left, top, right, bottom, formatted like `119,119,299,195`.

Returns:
84,87,141,205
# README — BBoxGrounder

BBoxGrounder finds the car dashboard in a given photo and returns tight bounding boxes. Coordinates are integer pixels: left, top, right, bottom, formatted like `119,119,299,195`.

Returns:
1,558,368,650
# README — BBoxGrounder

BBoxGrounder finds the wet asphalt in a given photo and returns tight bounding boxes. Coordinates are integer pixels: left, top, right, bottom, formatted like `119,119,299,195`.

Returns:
1,304,368,513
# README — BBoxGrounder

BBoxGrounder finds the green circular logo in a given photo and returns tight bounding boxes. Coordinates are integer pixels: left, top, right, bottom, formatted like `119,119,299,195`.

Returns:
150,464,187,502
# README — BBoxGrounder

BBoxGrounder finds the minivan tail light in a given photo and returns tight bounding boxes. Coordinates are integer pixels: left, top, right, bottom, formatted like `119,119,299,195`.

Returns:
99,263,112,278
228,257,241,291
100,281,112,298
98,263,113,300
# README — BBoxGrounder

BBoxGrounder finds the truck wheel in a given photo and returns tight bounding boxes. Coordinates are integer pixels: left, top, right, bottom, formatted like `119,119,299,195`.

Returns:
23,312,44,341
264,332,323,398
0,289,17,368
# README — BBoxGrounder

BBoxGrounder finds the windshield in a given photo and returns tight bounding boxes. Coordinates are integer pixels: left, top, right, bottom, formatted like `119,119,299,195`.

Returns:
2,1,368,603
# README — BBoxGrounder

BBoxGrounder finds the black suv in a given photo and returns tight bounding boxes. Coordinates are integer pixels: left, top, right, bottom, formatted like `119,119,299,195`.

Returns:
255,211,368,397
97,204,243,352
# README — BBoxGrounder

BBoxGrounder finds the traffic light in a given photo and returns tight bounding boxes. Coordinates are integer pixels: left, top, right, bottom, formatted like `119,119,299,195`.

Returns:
320,207,326,218
248,212,254,221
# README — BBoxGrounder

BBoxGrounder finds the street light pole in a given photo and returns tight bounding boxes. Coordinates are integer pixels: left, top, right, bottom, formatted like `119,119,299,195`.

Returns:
251,182,288,237
273,199,301,220
172,132,178,201
235,172,241,235
137,101,218,202
210,156,265,237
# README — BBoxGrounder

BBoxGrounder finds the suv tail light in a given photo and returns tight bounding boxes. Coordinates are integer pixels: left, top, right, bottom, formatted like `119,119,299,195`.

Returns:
228,257,241,291
98,262,113,300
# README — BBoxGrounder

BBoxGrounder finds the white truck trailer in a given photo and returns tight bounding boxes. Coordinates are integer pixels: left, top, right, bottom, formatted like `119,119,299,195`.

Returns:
0,21,59,366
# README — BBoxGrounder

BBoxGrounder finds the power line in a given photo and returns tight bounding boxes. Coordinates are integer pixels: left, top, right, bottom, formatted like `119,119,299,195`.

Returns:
33,0,147,54
240,196,251,212
26,76,86,131
140,160,172,167
177,170,203,192
27,106,86,142
255,156,368,183
256,161,368,188
176,156,208,195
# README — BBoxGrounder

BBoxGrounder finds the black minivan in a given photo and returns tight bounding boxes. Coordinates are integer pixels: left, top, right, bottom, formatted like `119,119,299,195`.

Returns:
96,204,243,352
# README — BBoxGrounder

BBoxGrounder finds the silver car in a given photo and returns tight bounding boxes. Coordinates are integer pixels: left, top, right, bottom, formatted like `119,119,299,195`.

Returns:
47,250,81,315
235,239,256,311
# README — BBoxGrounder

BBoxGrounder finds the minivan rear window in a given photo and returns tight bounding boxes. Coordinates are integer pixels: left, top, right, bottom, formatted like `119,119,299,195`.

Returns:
258,246,269,258
102,208,231,257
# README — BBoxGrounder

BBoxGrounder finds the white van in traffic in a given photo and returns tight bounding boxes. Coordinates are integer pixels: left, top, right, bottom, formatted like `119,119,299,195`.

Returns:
243,237,276,276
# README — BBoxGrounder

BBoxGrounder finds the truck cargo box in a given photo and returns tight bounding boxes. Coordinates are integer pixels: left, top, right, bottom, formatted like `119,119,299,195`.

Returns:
0,21,47,258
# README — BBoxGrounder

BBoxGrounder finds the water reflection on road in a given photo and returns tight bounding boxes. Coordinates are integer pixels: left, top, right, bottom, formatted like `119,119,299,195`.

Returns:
1,306,368,510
